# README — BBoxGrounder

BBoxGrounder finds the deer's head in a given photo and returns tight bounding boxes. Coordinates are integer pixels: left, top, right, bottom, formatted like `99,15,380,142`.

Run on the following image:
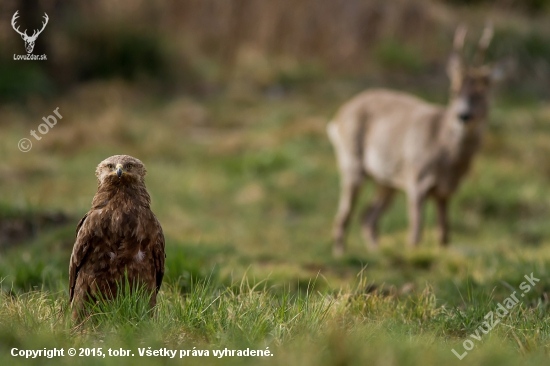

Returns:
11,11,49,54
446,24,501,127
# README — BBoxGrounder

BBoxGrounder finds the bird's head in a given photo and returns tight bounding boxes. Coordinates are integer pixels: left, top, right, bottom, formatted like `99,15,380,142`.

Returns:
95,155,147,186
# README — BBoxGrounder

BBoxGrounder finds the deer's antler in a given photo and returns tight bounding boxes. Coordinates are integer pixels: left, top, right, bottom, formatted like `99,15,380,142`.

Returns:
11,11,49,41
474,22,494,65
11,11,29,38
453,24,468,54
31,13,49,40
447,25,467,93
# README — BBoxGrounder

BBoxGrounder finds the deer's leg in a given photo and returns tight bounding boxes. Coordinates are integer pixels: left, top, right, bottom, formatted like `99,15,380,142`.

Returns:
361,185,395,249
435,196,449,246
333,174,363,257
406,190,426,247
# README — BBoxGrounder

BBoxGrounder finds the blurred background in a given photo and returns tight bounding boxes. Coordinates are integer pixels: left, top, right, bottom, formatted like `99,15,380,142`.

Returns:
2,0,550,101
1,0,550,299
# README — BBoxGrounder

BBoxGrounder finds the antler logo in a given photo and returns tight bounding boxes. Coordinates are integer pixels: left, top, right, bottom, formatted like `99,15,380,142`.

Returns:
11,11,49,54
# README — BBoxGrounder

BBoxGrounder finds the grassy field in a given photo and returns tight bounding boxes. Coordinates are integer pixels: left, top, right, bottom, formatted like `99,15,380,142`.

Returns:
1,79,550,365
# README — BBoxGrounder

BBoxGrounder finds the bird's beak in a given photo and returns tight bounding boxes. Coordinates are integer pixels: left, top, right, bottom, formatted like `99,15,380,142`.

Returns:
116,164,123,179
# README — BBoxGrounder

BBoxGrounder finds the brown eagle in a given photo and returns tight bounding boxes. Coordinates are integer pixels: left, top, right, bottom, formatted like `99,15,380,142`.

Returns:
69,155,165,321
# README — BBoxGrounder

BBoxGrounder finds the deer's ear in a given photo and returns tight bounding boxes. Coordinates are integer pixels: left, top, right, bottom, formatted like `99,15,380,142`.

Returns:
481,59,512,84
491,66,504,82
20,34,25,40
490,58,514,82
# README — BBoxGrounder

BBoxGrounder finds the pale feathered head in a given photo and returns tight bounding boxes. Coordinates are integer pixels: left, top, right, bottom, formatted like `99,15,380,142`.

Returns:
95,155,147,186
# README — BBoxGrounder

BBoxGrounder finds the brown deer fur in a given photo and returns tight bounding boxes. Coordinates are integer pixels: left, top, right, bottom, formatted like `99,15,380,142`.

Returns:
328,25,499,255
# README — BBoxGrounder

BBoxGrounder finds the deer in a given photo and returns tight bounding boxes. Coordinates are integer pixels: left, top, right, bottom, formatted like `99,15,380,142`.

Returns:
11,11,49,54
327,25,501,256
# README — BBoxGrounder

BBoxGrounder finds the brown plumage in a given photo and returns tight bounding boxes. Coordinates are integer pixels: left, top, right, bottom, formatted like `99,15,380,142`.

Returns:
69,155,165,321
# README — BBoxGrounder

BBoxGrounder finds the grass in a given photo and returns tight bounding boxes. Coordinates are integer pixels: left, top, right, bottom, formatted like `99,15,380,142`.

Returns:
1,79,550,364
1,275,549,366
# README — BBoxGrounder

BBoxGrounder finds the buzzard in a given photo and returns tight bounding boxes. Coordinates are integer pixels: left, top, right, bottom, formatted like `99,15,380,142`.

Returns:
69,155,165,321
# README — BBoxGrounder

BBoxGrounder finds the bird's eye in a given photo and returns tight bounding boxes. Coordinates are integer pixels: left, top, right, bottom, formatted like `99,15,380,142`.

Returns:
107,164,114,169
126,164,133,170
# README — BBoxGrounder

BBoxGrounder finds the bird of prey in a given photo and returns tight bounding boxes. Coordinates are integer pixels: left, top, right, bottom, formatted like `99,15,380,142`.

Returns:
69,155,165,321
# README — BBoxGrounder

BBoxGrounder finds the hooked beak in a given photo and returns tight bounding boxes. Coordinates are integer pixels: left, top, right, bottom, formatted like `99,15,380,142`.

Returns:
116,163,123,179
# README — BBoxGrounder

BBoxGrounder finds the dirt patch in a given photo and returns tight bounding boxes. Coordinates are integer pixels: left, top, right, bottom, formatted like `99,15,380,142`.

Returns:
0,211,72,249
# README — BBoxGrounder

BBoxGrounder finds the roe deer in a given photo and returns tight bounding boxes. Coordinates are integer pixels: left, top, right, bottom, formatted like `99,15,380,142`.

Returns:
328,25,500,256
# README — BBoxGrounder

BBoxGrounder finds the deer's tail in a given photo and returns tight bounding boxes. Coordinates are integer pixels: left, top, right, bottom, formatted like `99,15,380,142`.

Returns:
327,121,339,147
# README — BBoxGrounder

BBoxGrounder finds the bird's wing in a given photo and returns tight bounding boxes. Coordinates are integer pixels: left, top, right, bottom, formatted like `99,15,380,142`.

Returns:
153,219,166,292
69,212,92,302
